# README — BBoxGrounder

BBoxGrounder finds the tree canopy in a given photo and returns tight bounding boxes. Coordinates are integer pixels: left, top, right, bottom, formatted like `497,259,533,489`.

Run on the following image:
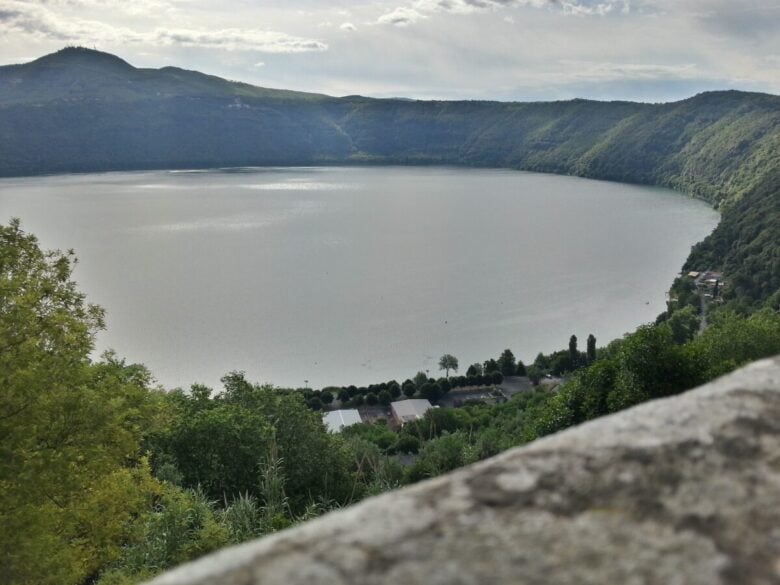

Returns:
438,354,459,378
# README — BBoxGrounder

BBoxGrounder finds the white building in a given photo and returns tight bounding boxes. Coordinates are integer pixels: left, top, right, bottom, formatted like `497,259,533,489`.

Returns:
391,399,433,426
322,409,363,433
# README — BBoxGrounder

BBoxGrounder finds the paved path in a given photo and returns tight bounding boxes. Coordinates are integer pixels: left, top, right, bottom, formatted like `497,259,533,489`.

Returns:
695,269,710,334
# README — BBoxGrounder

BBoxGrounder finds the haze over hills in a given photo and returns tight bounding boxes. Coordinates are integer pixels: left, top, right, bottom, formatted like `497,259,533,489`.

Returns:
1,47,779,211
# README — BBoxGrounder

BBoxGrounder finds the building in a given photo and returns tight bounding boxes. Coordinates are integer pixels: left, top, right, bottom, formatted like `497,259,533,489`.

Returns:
391,399,433,426
322,409,363,433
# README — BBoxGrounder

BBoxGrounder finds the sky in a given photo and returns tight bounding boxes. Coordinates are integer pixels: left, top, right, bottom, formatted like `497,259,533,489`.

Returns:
1,0,779,102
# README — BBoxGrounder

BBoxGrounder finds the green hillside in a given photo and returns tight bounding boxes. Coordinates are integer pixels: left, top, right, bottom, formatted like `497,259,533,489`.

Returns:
1,49,778,207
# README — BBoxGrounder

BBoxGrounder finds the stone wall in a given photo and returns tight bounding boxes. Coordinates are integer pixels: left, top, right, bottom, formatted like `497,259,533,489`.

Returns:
148,356,780,585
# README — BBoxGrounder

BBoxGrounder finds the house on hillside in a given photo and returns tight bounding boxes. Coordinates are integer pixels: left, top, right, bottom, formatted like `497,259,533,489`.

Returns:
323,409,363,433
391,399,432,426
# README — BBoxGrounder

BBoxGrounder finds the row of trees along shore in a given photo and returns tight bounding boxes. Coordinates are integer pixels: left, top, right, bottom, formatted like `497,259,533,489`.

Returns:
301,350,527,410
302,336,606,411
3,219,780,585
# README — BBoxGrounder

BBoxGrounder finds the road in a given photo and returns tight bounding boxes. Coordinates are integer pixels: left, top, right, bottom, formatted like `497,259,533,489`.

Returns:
695,269,710,334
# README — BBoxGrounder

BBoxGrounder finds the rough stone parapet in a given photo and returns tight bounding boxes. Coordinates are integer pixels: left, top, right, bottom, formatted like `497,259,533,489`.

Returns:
148,356,780,585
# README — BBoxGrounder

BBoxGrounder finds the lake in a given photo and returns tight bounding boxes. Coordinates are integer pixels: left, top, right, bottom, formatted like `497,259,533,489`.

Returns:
0,166,719,389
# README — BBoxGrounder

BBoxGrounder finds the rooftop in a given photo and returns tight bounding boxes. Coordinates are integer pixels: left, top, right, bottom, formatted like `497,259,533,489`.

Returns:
391,399,432,423
322,409,362,433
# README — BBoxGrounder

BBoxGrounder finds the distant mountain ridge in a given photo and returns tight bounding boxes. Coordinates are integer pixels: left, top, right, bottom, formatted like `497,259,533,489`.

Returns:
0,47,326,105
1,48,778,209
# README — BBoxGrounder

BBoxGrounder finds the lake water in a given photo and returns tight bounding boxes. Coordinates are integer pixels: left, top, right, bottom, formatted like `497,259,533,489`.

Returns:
0,166,719,389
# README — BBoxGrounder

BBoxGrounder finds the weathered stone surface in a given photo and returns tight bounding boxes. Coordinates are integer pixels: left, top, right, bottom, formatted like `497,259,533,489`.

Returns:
148,356,780,585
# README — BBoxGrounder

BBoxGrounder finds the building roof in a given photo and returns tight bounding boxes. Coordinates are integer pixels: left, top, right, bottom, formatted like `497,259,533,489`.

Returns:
391,399,433,423
323,409,363,433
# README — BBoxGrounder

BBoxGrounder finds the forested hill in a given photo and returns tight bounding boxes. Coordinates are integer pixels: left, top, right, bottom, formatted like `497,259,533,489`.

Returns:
1,48,779,209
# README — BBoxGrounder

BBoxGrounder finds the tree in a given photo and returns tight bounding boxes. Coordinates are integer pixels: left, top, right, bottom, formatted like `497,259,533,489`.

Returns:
402,381,416,398
483,358,500,374
534,352,551,370
438,354,459,378
550,351,571,375
395,434,420,454
414,432,475,477
497,349,517,376
387,381,402,399
365,392,379,405
378,390,392,406
413,371,428,389
153,373,353,511
0,220,159,584
515,360,527,376
527,365,543,385
569,334,579,368
466,363,483,377
320,390,334,405
667,306,700,344
607,323,701,411
420,382,442,403
587,334,597,363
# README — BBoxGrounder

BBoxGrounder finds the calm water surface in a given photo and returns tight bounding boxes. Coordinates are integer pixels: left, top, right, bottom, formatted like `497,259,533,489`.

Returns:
0,166,719,389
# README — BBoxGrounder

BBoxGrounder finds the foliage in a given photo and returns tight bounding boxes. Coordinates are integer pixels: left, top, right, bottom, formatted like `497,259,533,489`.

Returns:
497,349,517,376
147,373,353,513
97,486,228,584
438,354,459,377
525,310,780,441
0,220,159,585
684,167,780,310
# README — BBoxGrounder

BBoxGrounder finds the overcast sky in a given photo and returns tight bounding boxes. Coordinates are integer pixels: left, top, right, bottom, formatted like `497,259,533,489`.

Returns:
1,0,779,102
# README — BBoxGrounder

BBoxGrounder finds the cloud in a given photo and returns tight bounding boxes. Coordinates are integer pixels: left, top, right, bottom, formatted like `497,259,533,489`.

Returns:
377,0,627,26
152,29,327,53
19,0,182,17
339,22,357,31
0,0,328,53
377,6,427,26
560,60,702,81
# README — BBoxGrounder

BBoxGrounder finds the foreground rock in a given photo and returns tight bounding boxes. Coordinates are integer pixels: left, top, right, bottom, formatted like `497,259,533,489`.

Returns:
148,356,780,585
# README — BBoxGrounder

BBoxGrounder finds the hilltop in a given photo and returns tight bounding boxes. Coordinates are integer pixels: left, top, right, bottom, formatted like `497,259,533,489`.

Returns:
0,47,327,105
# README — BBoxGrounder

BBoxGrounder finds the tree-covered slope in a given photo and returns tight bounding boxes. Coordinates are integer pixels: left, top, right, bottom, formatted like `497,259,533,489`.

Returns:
684,167,780,309
1,48,779,210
